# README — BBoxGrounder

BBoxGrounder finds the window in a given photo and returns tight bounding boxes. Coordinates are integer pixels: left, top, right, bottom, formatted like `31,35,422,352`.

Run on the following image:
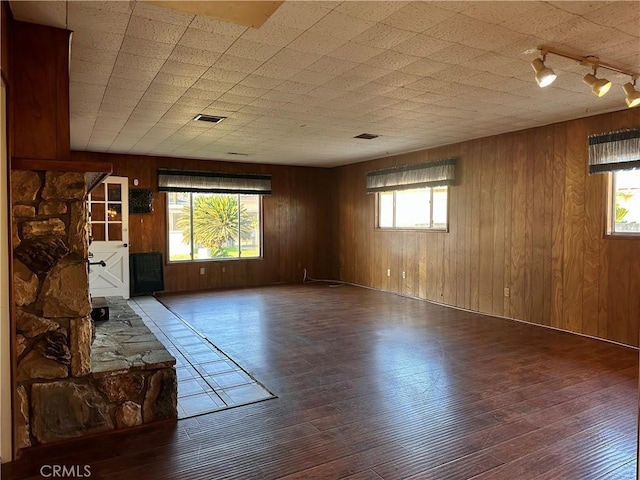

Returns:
168,192,262,261
377,186,448,230
609,170,640,235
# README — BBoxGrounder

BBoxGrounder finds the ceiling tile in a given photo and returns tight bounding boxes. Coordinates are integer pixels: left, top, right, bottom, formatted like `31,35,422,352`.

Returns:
70,60,112,86
107,76,152,93
250,62,301,81
307,57,358,76
71,46,118,66
326,42,385,63
268,2,334,30
353,24,417,49
68,3,131,34
178,28,238,54
382,3,457,33
115,52,165,72
500,4,578,36
120,36,175,59
334,1,409,22
160,61,208,78
375,71,424,87
153,73,197,89
187,15,248,37
288,31,349,56
240,21,305,47
8,0,66,28
240,74,286,90
72,29,125,53
459,2,539,25
111,65,157,82
216,54,265,74
127,15,188,44
287,69,337,86
225,38,282,62
310,10,376,41
269,48,323,69
322,75,370,92
272,81,316,95
201,68,247,84
392,34,454,58
168,45,222,67
365,51,420,71
132,1,194,26
400,58,450,77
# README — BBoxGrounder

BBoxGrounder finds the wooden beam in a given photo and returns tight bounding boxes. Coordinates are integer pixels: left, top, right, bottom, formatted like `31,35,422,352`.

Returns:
11,158,112,174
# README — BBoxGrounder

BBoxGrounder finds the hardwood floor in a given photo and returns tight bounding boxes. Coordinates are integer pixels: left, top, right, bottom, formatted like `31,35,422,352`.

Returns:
4,284,638,479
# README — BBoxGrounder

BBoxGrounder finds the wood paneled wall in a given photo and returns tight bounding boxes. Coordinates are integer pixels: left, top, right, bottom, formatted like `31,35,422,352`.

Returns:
72,152,336,293
10,21,70,161
335,109,640,347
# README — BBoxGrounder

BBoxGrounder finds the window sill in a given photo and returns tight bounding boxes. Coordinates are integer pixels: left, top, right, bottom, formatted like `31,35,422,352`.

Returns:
375,227,448,233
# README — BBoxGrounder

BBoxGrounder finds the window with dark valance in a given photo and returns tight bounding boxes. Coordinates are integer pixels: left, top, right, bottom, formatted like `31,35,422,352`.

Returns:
366,158,456,193
588,129,640,174
158,169,272,195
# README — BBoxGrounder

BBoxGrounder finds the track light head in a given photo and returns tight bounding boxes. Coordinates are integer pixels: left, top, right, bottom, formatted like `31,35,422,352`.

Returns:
623,82,640,108
582,72,611,97
531,57,557,87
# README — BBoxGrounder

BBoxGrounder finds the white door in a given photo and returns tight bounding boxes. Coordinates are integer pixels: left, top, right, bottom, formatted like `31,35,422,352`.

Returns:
88,176,130,299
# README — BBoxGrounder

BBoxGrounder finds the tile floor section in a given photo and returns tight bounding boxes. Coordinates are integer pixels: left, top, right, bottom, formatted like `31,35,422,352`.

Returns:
129,296,275,419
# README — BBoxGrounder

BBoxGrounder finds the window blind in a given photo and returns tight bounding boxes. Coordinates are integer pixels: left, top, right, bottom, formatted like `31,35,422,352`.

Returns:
158,169,272,194
366,158,456,193
588,129,640,174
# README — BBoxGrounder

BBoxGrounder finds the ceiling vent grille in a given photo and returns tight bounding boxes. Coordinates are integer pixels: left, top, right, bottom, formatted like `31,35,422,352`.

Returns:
194,114,227,123
354,133,379,139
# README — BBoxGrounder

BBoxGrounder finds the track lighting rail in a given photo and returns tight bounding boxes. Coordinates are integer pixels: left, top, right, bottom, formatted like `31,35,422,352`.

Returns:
533,44,640,107
539,45,639,80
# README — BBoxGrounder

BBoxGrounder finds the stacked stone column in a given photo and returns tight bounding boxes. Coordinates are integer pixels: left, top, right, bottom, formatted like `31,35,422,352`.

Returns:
11,170,176,448
12,170,95,447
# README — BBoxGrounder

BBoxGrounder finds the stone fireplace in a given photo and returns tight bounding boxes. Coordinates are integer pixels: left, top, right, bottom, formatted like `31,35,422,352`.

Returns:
11,169,176,449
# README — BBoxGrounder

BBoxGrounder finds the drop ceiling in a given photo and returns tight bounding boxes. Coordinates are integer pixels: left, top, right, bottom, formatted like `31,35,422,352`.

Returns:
9,1,640,167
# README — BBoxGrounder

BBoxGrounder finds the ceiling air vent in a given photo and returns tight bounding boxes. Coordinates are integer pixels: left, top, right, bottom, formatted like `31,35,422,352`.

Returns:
194,114,227,124
354,133,379,139
227,152,249,156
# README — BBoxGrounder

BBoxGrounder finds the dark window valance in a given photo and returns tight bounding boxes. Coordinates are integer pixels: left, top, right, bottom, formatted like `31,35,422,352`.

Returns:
366,158,456,193
158,169,272,195
588,129,640,174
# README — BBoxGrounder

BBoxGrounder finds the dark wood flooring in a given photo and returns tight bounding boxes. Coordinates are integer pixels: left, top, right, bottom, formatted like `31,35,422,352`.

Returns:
4,284,638,479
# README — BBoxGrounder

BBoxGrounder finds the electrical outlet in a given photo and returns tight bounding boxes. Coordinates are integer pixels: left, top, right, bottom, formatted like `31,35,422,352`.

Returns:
402,271,406,279
387,268,391,277
199,267,205,275
504,287,510,297
222,266,226,273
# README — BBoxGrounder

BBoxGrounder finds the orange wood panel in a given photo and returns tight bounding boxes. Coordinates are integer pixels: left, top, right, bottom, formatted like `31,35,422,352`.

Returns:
562,120,586,334
550,123,566,330
509,130,528,322
10,21,70,161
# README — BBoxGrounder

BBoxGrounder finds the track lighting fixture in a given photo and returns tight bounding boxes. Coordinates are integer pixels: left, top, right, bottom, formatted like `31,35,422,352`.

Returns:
582,70,612,97
531,57,557,87
623,82,640,108
533,45,639,108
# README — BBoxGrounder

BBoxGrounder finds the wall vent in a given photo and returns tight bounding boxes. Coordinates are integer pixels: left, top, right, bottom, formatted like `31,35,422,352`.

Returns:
194,114,227,123
354,133,379,139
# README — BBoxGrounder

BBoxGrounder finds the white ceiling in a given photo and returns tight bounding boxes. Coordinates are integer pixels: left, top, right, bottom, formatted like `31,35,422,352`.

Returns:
9,1,640,167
